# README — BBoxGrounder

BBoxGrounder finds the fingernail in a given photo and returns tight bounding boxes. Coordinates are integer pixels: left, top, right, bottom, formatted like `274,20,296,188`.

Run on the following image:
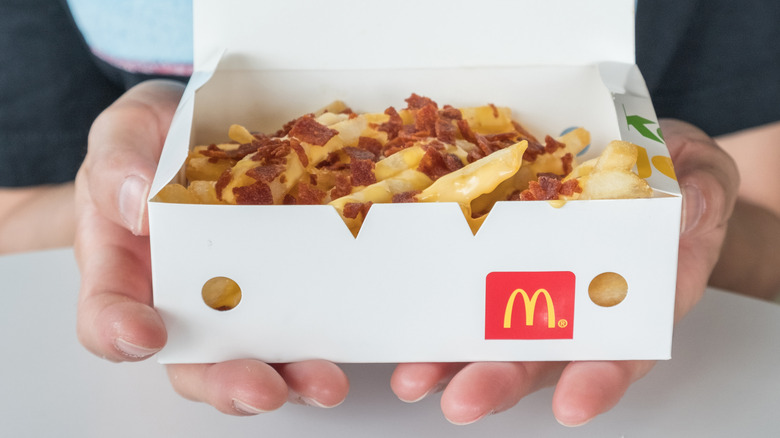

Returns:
232,398,268,415
398,382,446,403
119,175,150,235
114,338,159,359
447,410,493,426
680,184,703,236
556,416,592,428
288,390,343,408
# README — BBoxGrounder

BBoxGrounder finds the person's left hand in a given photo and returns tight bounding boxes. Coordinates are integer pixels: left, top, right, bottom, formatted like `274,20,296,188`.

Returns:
390,119,739,426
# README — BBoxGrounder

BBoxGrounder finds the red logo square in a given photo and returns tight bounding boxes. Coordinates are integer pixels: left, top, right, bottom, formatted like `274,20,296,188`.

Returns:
485,272,575,340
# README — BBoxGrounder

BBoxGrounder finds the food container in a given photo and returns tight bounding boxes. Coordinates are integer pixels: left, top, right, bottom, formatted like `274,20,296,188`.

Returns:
149,0,681,364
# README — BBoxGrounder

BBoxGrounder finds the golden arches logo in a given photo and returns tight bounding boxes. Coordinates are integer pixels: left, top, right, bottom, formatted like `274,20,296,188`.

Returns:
503,288,556,329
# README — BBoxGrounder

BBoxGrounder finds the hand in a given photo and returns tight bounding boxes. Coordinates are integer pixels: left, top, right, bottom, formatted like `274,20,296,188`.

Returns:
390,118,739,426
74,80,349,414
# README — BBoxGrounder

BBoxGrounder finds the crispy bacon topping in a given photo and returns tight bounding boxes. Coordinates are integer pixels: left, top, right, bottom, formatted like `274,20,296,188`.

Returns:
214,169,232,201
357,136,383,158
405,93,437,110
345,146,378,162
200,139,264,161
417,147,463,181
544,135,565,154
512,121,539,143
246,164,285,183
251,138,291,164
377,106,403,140
233,181,274,205
522,140,545,162
392,191,420,203
288,116,339,146
329,175,353,200
439,105,462,121
414,103,438,136
350,159,377,187
289,138,309,168
296,182,327,205
343,202,373,219
561,152,574,176
435,118,457,144
513,175,581,201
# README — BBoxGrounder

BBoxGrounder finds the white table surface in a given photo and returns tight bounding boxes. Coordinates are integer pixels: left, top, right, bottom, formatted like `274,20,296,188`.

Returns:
1,247,779,437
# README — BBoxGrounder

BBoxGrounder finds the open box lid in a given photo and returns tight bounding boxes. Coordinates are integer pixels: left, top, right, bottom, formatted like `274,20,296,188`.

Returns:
192,0,636,71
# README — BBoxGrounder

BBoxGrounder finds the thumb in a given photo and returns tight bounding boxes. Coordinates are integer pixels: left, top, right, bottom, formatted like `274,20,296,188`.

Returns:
82,80,185,235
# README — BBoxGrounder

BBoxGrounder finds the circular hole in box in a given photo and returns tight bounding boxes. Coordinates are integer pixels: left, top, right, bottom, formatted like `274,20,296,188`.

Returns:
202,276,242,311
588,272,628,307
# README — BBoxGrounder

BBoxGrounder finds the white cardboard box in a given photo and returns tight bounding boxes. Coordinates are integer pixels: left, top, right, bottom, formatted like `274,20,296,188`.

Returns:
149,0,681,364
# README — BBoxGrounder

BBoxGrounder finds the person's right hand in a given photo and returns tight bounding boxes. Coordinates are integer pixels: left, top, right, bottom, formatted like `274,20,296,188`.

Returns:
74,79,349,414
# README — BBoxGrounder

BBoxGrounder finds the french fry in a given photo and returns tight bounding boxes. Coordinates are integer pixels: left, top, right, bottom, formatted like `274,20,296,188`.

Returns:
565,140,652,200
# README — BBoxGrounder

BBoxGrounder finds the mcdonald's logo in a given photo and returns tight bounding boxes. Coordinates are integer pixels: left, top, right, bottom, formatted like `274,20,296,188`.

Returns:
485,272,575,340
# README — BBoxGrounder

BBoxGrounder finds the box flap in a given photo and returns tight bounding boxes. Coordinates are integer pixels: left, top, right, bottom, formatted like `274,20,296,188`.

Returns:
193,0,635,71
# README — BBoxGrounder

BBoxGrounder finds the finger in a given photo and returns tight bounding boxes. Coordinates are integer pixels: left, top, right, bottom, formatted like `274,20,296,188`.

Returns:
552,360,655,427
274,360,350,408
75,171,166,361
391,363,466,403
440,361,565,425
167,360,288,415
82,79,185,236
660,119,740,318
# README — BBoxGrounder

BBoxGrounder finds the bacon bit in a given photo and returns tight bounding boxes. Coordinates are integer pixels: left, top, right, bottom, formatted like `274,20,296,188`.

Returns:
477,132,519,155
439,105,462,121
392,191,420,203
405,93,437,110
214,169,232,201
350,159,377,186
289,138,309,168
560,179,582,196
377,106,403,140
466,149,485,163
435,118,457,144
418,147,463,181
309,173,318,186
522,140,545,162
512,121,539,143
457,119,479,145
246,164,285,183
251,138,291,164
513,175,581,201
288,116,339,146
233,181,274,205
344,146,378,162
489,103,499,118
381,137,408,157
357,136,383,158
283,194,297,205
343,202,373,219
413,103,438,137
561,152,574,176
330,175,353,200
296,182,327,205
475,135,495,156
273,113,314,137
200,141,261,161
422,139,446,151
544,135,565,154
315,151,345,170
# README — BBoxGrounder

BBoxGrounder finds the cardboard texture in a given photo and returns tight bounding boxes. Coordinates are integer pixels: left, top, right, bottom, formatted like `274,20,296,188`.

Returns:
149,0,681,364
